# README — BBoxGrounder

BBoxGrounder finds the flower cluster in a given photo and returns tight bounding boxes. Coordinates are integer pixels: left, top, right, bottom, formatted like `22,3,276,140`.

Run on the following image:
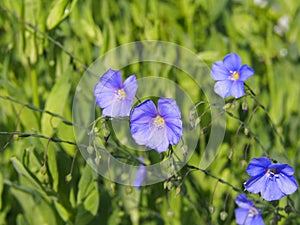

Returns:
234,156,298,224
94,68,183,188
212,53,298,224
94,53,298,222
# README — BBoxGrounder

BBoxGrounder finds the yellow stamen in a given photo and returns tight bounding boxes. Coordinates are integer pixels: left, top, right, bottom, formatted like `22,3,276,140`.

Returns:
231,71,240,80
117,89,126,99
154,115,165,128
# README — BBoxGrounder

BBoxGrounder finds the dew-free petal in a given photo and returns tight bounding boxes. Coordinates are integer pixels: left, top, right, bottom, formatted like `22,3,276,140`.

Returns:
130,122,152,146
239,64,255,81
235,194,252,208
251,215,265,225
223,53,242,72
231,81,245,98
147,126,169,153
94,83,116,109
165,118,183,145
262,178,285,201
134,165,147,189
124,74,138,100
214,80,232,98
211,61,230,80
244,175,268,194
246,157,271,176
130,100,157,124
158,98,181,119
235,208,250,225
100,69,123,89
277,173,298,195
280,164,295,176
104,98,135,117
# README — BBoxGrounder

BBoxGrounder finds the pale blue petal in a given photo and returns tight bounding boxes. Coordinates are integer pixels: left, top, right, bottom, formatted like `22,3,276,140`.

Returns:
211,61,230,80
246,157,271,176
102,99,131,117
100,69,123,89
130,100,170,152
124,74,138,101
235,208,250,225
214,80,232,98
130,121,152,146
277,173,298,195
231,81,245,98
235,194,252,209
130,101,157,145
158,98,181,119
279,164,295,176
130,100,157,124
146,126,169,153
252,215,265,225
134,165,147,189
261,178,285,201
165,118,183,145
94,82,116,108
223,53,242,72
239,65,254,81
244,174,268,194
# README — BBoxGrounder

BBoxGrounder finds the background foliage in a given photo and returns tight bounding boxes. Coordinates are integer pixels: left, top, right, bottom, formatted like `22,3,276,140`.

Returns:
0,0,300,224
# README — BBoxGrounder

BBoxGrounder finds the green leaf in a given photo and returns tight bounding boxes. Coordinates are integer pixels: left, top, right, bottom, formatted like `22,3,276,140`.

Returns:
54,201,71,223
46,0,78,30
10,157,42,191
77,165,94,203
16,214,30,225
41,71,71,137
11,186,62,225
0,173,3,209
75,165,99,225
120,187,140,225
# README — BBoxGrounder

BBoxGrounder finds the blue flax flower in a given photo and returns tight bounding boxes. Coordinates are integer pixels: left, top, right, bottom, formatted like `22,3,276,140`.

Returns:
235,194,264,225
244,157,298,201
94,69,138,117
211,53,254,98
134,164,147,189
130,98,183,153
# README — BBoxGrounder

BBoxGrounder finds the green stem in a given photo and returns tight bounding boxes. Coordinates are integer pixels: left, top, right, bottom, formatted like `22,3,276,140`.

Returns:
30,67,39,108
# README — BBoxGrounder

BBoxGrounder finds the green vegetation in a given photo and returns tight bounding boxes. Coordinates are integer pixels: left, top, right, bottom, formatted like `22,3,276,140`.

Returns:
0,0,300,224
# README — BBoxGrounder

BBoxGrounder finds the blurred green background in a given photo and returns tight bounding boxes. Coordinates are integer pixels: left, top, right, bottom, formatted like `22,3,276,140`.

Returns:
0,0,300,224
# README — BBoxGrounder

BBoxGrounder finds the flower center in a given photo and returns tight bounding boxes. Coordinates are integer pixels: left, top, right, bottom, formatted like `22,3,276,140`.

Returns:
248,206,259,217
153,115,165,128
116,88,126,99
267,168,280,180
231,71,240,81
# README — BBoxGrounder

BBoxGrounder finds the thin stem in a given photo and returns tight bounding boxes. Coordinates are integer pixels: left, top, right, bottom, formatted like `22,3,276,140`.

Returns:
186,164,243,193
0,131,80,147
0,95,73,126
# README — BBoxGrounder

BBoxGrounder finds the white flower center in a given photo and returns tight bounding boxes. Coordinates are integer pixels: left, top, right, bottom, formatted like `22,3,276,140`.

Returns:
116,89,126,100
153,115,165,128
248,206,259,217
230,71,240,81
267,168,280,179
